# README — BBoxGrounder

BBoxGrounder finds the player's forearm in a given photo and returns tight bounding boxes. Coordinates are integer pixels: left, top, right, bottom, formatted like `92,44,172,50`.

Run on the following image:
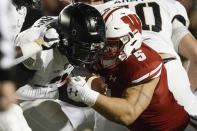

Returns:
179,33,197,62
188,61,197,91
16,84,59,100
93,78,158,125
178,33,197,91
93,95,136,126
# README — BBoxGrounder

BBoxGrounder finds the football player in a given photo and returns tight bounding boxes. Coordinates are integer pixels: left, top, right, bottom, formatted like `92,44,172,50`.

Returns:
92,0,197,116
67,7,190,131
15,3,127,131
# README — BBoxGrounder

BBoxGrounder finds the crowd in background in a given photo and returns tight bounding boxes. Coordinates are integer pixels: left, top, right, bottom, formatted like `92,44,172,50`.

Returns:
179,0,197,38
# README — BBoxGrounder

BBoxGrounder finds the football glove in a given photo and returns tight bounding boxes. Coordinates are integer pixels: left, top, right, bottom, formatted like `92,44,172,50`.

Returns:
67,76,100,107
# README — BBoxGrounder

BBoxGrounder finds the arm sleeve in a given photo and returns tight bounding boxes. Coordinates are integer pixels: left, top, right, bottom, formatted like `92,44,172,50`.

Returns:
16,84,59,100
171,1,190,52
14,16,56,69
172,19,190,52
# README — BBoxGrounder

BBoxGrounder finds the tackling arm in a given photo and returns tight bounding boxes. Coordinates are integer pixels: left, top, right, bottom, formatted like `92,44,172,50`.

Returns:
16,84,59,100
93,78,159,125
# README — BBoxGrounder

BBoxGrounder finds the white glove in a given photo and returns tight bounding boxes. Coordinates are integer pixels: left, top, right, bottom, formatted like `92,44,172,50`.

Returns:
35,28,60,50
67,76,100,107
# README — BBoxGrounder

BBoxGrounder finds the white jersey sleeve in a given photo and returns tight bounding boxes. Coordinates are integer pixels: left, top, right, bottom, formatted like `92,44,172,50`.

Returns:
170,1,190,52
15,16,57,46
171,19,190,52
170,1,190,28
15,16,57,70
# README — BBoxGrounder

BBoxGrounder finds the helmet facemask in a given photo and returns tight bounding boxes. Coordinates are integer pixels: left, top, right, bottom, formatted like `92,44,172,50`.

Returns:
66,39,105,66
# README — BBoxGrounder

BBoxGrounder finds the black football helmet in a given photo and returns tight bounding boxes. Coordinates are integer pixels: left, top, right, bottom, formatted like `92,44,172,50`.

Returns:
57,3,106,66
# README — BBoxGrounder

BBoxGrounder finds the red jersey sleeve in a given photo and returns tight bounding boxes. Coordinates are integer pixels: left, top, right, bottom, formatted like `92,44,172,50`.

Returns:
125,43,163,84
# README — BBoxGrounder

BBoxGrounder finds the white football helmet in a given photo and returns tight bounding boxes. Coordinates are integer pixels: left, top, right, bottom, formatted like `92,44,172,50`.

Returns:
101,7,143,68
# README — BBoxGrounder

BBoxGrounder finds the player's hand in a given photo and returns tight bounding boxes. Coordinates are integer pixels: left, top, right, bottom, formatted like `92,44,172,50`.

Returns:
35,28,60,50
67,76,100,106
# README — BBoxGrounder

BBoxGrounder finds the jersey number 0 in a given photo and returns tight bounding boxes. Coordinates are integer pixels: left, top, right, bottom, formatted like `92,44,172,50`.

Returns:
135,2,162,32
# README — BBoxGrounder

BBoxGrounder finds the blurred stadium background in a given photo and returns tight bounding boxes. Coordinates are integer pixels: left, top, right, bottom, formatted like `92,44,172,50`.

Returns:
178,0,197,38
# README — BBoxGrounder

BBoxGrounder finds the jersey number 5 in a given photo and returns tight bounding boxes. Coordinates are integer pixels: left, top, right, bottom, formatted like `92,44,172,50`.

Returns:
134,50,146,61
135,2,162,32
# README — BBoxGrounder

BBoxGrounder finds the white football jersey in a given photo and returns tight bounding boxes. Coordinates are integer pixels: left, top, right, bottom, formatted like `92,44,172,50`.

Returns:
0,104,31,131
96,0,189,55
16,16,90,88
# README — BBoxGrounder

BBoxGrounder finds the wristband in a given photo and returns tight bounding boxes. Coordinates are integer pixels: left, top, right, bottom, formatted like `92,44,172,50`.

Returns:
81,84,100,107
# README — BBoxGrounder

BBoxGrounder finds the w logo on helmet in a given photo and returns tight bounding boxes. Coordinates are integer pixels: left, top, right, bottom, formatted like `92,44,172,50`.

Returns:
102,7,142,33
121,14,142,33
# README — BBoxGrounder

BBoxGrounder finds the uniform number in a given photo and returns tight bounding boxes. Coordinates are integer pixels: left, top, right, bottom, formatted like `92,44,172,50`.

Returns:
135,2,162,32
133,50,146,61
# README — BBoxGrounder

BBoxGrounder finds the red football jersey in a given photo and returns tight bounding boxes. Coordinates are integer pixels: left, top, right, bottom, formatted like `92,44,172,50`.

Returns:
98,43,189,131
